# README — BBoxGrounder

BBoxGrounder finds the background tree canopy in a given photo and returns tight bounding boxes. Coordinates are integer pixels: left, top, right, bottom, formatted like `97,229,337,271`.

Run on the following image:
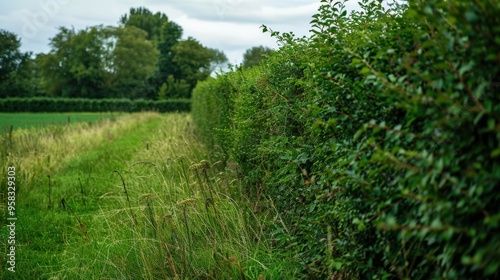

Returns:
36,25,158,99
0,6,233,99
242,45,273,68
0,30,34,98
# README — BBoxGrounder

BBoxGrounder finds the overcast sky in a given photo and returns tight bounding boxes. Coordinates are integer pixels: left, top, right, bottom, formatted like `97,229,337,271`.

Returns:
0,0,324,65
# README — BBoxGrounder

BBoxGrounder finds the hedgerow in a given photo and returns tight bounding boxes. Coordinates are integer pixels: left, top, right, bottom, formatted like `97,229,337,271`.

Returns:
0,97,191,112
192,0,500,278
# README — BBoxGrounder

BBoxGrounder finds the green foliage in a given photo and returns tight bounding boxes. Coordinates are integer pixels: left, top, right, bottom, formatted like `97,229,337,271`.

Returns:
108,26,159,98
119,7,169,41
119,7,183,98
0,97,190,113
0,29,35,97
120,7,227,98
172,37,228,97
158,82,168,100
37,25,159,99
154,20,184,91
242,45,274,68
192,0,500,278
38,26,106,98
160,75,191,99
2,7,227,100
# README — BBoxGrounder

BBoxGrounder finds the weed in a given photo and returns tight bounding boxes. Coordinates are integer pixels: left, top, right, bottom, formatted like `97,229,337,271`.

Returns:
61,198,88,240
47,175,52,210
114,169,136,225
78,177,85,206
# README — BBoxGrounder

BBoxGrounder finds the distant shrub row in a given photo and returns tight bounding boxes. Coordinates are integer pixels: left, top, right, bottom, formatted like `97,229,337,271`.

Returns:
0,97,191,112
193,0,500,279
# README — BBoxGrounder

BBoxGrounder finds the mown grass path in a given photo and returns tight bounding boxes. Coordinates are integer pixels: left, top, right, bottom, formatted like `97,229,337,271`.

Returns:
2,113,165,279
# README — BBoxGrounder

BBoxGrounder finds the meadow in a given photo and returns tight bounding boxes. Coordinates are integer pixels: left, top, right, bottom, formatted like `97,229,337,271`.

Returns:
0,112,297,279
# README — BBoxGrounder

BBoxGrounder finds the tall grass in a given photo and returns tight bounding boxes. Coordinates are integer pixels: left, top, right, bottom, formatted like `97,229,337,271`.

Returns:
56,114,295,279
0,113,297,279
0,113,164,279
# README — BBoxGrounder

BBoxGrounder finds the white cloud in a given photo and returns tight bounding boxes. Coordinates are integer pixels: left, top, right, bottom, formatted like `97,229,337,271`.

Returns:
0,0,321,64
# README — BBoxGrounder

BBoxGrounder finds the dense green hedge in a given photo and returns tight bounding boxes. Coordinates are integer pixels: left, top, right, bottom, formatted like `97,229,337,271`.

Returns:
193,0,500,278
0,97,191,112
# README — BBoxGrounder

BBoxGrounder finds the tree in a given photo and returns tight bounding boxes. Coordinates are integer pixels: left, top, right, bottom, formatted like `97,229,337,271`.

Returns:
38,26,108,98
38,25,158,98
171,37,227,97
209,48,229,74
119,7,227,99
35,8,225,99
158,75,190,99
108,26,159,98
156,21,183,84
242,46,274,68
119,7,167,41
119,7,183,98
0,29,33,97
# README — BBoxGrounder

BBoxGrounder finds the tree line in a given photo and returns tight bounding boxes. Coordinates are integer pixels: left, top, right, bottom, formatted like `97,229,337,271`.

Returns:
0,7,273,100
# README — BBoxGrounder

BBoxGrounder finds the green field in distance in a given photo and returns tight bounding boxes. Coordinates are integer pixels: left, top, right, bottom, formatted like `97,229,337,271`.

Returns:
0,112,122,131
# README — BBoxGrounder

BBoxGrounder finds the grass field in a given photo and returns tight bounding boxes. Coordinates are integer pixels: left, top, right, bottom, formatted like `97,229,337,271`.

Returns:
0,112,296,279
0,112,122,131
